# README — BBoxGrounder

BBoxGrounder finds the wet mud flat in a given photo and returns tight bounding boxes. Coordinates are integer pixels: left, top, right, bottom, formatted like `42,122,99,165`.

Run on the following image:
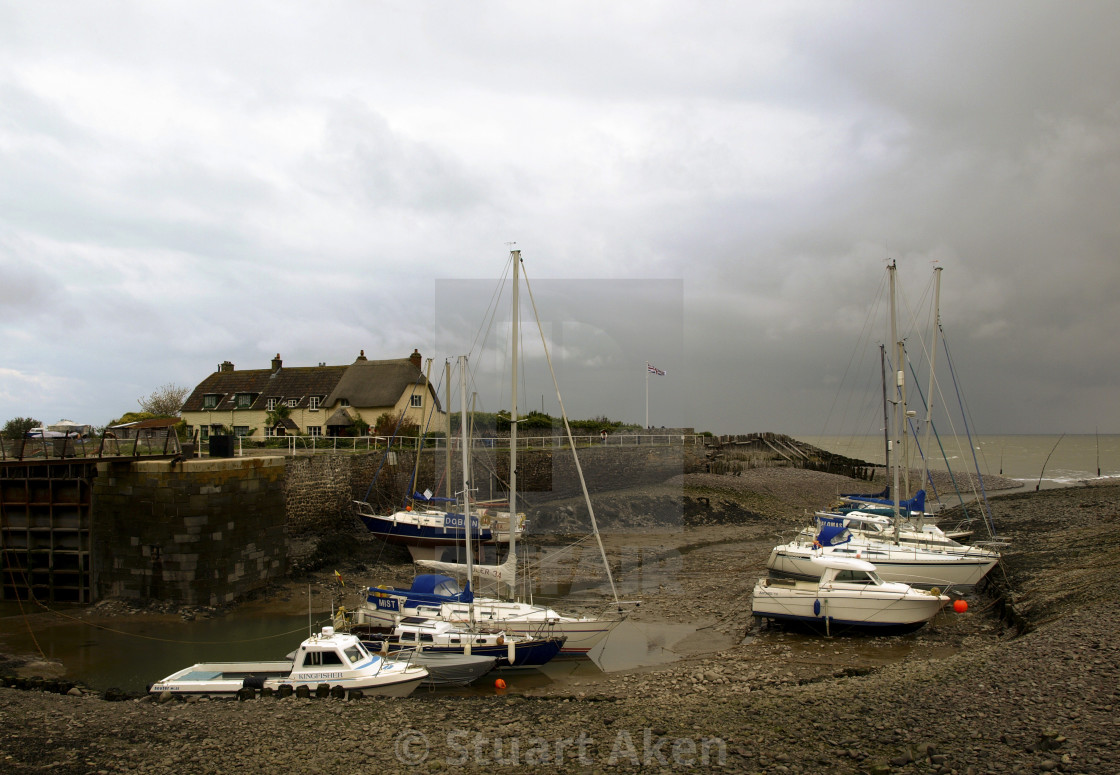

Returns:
2,473,1118,774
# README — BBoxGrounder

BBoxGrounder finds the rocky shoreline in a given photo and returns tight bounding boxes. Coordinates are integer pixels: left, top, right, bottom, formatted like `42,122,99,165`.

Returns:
2,472,1118,773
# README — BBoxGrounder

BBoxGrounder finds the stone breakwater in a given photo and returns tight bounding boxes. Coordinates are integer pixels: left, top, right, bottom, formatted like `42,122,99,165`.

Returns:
1,474,1117,774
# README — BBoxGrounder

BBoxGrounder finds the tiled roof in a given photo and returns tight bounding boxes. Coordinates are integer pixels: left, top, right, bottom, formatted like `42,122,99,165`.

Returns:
182,365,347,412
182,352,443,415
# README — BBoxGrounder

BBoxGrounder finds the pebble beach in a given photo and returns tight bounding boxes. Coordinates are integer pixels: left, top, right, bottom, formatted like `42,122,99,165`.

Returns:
2,469,1117,774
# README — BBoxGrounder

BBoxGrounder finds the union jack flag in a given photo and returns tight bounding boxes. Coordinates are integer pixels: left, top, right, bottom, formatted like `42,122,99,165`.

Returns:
647,363,665,376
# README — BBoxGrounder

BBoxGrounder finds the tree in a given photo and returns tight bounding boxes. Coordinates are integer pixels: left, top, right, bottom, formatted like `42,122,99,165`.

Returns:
3,416,41,440
265,403,291,432
109,411,158,427
138,383,191,417
373,410,418,438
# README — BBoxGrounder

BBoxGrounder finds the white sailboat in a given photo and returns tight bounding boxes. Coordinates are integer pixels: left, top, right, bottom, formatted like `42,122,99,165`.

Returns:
767,262,1001,590
354,249,629,656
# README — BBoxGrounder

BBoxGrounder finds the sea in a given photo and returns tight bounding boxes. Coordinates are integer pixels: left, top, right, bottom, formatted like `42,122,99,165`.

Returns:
802,433,1120,491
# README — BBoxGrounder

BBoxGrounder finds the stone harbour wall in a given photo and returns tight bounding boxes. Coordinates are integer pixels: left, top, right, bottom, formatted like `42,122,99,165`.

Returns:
283,455,353,533
91,457,286,606
86,444,701,605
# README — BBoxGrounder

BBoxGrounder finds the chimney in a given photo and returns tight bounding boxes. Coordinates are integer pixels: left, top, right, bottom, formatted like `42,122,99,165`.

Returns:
219,360,235,372
271,353,282,371
409,349,422,369
355,350,367,362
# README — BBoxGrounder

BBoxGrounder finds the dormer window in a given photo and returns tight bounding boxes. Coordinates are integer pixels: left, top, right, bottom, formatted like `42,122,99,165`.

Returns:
266,397,278,411
309,396,321,411
202,394,220,409
339,398,350,407
286,398,299,408
236,393,253,408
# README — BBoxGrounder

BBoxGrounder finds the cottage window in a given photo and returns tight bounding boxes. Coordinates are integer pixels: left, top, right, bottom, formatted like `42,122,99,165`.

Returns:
287,398,299,408
264,426,274,438
202,394,219,409
339,398,350,407
236,393,252,408
233,426,249,437
266,397,278,411
309,396,321,411
410,394,422,408
308,426,322,437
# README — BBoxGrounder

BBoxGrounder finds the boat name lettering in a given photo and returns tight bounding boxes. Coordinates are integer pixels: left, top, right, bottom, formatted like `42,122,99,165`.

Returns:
297,672,343,680
443,515,481,529
375,598,400,612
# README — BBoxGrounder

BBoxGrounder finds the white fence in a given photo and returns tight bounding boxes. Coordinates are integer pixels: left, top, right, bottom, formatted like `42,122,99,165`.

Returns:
197,433,706,458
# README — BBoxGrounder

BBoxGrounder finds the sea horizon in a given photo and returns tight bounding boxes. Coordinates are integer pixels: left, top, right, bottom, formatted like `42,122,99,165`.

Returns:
801,433,1120,490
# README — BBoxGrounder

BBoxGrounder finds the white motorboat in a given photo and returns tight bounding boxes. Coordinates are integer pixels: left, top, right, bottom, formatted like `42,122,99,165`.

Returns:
752,556,950,632
148,626,428,697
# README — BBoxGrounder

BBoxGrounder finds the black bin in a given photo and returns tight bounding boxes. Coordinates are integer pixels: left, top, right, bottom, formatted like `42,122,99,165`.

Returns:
209,435,235,458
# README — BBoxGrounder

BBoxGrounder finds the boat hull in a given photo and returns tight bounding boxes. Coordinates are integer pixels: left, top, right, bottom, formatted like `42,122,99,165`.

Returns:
357,511,494,548
362,635,566,668
148,660,427,697
767,545,998,589
751,578,947,629
391,652,497,687
355,600,619,656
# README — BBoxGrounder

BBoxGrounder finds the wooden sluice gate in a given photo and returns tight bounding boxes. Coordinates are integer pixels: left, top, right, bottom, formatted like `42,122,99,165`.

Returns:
0,459,98,603
0,429,184,604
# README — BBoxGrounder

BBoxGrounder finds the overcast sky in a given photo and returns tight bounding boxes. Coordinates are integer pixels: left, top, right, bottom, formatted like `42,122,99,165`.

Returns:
3,2,1119,436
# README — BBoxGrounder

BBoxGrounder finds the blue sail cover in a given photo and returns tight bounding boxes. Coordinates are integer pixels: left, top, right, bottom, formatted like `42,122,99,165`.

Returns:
367,574,474,607
840,486,890,500
815,517,852,547
845,489,926,514
412,491,457,504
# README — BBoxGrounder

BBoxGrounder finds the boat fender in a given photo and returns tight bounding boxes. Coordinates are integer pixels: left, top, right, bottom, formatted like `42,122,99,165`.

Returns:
242,676,266,691
496,635,504,646
813,599,821,617
813,541,821,549
929,587,941,598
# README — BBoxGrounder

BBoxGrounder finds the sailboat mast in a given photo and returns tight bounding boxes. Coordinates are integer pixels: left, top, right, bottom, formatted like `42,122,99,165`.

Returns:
445,360,452,500
408,358,433,500
458,355,475,626
880,343,890,489
509,250,520,599
919,266,942,523
889,260,903,538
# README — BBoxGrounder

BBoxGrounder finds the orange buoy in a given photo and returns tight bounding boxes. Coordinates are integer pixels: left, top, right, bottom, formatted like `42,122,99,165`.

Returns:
952,599,968,613
494,678,507,690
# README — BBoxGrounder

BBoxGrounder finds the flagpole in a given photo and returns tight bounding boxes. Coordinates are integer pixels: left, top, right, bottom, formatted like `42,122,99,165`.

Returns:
645,362,649,429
